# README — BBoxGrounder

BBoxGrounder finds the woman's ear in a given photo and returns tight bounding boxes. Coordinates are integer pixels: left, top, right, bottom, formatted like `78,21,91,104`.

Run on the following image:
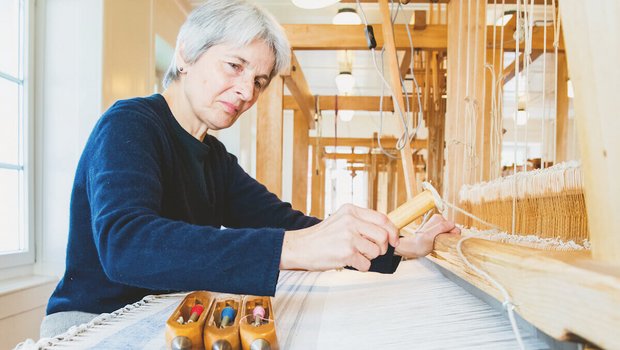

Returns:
175,43,188,74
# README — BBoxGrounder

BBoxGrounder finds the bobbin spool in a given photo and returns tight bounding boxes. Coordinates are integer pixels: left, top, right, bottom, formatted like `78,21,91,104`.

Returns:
239,296,278,350
204,295,242,350
165,291,213,350
388,182,444,229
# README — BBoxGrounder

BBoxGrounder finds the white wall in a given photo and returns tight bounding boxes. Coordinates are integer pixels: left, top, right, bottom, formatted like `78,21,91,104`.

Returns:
0,1,103,348
34,0,103,277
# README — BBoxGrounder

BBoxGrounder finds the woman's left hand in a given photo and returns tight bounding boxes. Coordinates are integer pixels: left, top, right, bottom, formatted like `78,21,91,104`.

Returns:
395,214,460,259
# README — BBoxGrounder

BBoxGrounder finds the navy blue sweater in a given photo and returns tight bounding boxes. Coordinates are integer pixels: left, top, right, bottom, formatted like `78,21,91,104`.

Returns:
46,94,322,315
47,94,399,315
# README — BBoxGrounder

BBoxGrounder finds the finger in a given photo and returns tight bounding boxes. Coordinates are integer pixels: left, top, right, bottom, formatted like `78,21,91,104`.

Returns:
420,222,445,236
386,225,400,247
349,252,371,272
351,206,400,244
420,213,444,230
353,222,389,255
449,225,461,234
425,219,456,236
353,233,382,260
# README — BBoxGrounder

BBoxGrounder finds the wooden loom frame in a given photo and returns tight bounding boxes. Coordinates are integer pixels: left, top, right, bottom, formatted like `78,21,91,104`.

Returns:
250,0,619,348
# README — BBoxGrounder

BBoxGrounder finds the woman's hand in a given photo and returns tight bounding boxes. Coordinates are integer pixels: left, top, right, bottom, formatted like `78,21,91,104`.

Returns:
395,214,460,259
280,204,400,272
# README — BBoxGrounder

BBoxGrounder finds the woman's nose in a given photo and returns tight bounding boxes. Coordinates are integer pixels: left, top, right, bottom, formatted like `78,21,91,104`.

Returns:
236,75,255,101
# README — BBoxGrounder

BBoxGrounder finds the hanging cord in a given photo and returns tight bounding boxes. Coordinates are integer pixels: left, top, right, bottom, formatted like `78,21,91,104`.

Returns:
551,0,561,164
436,198,524,350
510,0,522,235
456,235,525,350
401,2,424,144
442,200,500,231
541,0,548,169
521,0,534,216
357,0,411,159
487,0,498,179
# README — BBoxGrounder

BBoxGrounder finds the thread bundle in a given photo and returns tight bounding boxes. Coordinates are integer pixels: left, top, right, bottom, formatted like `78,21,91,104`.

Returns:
459,161,588,242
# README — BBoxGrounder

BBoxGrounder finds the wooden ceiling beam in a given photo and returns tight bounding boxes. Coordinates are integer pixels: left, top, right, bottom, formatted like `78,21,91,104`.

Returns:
285,24,447,51
284,95,395,111
284,24,561,52
323,153,372,162
281,52,315,129
310,136,427,150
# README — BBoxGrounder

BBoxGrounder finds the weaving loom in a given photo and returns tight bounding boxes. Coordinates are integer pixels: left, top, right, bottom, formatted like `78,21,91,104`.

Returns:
16,180,592,350
410,0,619,348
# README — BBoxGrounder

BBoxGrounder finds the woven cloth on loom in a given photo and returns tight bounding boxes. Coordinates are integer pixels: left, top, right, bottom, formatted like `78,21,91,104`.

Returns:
459,161,588,242
16,259,549,350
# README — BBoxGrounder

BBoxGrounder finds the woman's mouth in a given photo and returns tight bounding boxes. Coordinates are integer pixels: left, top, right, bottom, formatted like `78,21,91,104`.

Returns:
220,101,239,115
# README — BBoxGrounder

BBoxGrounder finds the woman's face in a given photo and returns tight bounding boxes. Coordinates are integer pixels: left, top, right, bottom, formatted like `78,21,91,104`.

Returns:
180,40,275,131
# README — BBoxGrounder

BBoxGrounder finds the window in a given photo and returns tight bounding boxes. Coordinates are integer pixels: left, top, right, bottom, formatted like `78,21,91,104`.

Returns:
0,0,33,268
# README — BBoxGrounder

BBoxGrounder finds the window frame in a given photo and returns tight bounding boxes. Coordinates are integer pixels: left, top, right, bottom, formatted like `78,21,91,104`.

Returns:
0,0,35,269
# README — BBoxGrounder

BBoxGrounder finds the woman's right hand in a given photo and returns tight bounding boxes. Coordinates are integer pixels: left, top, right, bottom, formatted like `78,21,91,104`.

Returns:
279,204,400,272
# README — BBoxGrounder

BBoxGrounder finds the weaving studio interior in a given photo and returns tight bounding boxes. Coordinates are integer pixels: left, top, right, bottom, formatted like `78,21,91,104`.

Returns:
1,0,619,349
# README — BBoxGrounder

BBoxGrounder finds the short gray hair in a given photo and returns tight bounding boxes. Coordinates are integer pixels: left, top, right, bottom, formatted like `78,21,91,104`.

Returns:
162,0,291,89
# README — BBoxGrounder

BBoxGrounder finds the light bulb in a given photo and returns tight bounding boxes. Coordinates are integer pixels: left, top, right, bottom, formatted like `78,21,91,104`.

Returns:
516,109,528,126
335,72,355,94
333,8,361,25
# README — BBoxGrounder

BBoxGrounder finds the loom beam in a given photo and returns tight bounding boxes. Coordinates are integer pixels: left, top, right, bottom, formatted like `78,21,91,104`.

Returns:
425,234,620,349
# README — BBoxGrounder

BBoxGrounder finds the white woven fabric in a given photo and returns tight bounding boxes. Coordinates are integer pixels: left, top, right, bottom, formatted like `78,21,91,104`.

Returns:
15,259,549,350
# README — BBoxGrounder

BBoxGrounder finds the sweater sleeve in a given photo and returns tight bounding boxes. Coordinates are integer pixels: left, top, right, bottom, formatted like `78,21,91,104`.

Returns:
221,152,320,230
218,150,399,274
87,111,284,296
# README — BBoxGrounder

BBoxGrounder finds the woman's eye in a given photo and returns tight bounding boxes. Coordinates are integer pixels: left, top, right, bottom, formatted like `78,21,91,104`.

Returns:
228,62,241,71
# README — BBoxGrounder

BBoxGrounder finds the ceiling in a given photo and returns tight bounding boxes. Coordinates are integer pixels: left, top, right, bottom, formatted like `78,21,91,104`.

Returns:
187,1,564,136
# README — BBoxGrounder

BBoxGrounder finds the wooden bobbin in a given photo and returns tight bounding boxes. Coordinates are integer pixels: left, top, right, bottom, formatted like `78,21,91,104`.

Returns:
165,291,213,350
239,296,278,350
388,182,444,229
204,295,242,350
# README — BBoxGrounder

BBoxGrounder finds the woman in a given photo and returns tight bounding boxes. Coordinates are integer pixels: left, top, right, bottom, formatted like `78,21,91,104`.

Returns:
41,0,459,338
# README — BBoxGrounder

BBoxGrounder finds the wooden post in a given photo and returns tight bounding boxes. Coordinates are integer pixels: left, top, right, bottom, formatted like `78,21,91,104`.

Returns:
444,0,486,220
256,76,284,197
318,154,325,218
426,51,445,195
367,153,376,210
555,52,569,163
282,52,316,129
310,144,322,218
482,49,503,181
292,110,309,213
372,153,379,211
378,0,418,198
396,156,407,207
386,159,396,213
559,0,620,263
